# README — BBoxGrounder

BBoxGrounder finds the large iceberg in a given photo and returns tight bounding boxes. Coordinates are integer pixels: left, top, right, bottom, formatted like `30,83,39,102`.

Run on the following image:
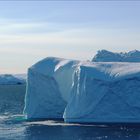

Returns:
24,57,140,123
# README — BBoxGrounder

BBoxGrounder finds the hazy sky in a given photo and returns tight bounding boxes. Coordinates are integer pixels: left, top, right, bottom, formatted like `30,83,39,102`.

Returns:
0,1,140,74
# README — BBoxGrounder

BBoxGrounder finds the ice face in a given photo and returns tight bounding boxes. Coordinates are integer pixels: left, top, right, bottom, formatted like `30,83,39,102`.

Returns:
24,57,140,123
24,57,79,119
24,69,66,119
64,64,140,123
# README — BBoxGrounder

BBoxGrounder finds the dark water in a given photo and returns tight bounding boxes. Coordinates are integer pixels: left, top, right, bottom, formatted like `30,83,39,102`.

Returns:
0,85,140,140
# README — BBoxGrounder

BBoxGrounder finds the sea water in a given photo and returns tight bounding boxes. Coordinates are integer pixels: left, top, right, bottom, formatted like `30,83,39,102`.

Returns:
0,85,140,140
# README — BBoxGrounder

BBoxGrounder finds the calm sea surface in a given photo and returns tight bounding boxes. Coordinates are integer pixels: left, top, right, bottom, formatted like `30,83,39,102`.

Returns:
0,85,140,140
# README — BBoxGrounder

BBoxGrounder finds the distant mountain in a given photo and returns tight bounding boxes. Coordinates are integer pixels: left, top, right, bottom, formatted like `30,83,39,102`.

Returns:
0,74,26,85
92,50,140,62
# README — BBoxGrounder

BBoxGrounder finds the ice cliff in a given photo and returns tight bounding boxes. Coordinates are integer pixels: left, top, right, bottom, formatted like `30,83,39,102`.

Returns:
24,56,140,123
92,50,140,62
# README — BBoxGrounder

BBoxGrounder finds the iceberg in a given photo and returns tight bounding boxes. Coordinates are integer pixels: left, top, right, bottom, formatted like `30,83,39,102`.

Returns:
0,74,25,85
14,74,27,80
92,50,140,62
24,57,140,123
24,57,80,119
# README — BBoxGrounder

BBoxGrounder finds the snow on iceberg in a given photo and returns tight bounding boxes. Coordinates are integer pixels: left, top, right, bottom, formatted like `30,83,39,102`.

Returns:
92,50,140,62
24,57,140,123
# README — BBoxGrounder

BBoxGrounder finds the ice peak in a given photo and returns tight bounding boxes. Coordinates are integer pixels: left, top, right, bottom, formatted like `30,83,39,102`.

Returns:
92,50,140,62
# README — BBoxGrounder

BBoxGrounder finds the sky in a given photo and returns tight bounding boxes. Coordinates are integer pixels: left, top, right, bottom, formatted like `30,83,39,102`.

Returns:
0,1,140,74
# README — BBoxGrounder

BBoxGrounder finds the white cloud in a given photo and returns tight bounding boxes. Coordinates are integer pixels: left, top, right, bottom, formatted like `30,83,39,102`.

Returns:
0,21,50,34
0,27,140,49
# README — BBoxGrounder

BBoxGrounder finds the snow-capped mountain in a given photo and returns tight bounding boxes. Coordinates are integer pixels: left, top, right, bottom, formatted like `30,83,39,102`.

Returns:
92,50,140,62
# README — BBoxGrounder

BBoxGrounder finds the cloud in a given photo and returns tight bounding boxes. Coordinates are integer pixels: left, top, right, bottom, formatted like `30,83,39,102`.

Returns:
0,20,140,62
0,21,51,34
0,27,140,48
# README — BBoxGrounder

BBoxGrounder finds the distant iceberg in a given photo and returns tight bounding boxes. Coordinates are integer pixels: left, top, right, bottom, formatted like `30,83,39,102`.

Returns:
92,50,140,62
24,56,140,123
14,74,27,80
0,74,25,85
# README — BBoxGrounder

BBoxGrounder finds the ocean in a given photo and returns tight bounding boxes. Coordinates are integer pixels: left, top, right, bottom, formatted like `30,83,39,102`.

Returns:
0,85,140,140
